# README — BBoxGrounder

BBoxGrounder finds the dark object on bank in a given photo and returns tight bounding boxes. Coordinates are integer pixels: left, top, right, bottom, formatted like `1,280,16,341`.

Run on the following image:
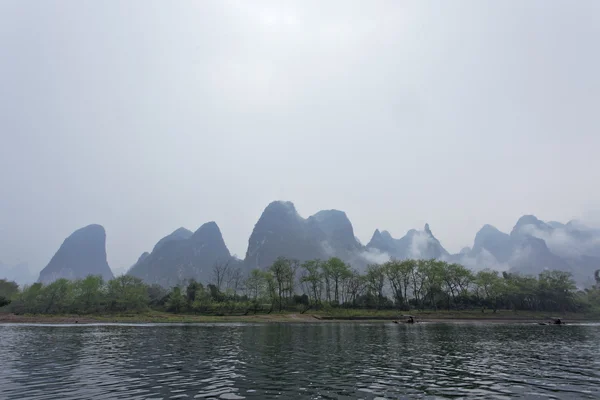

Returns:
0,296,11,308
393,315,416,324
538,318,565,325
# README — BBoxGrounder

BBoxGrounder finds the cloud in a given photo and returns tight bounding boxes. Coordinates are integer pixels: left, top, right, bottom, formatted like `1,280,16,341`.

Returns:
448,248,510,272
359,248,391,265
521,224,600,259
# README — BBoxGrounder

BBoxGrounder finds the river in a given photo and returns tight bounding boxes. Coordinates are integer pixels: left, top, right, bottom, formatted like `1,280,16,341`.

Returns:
1,322,599,399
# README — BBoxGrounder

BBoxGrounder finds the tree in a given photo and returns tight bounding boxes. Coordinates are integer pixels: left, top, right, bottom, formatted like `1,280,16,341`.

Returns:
166,287,185,313
11,283,44,314
0,279,19,300
476,269,504,312
538,270,577,312
147,284,169,307
269,257,293,311
106,275,148,312
344,269,366,307
440,263,473,310
324,257,351,305
384,260,413,308
41,279,74,314
226,268,244,297
301,260,323,307
365,264,386,309
0,296,11,308
245,269,266,302
0,279,18,309
73,275,105,313
186,279,203,304
212,260,231,291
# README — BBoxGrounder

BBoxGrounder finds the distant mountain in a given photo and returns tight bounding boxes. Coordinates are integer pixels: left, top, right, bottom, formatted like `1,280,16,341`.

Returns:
244,201,368,269
152,227,193,252
366,223,449,260
17,201,600,289
452,215,600,286
0,261,36,285
38,224,113,284
246,201,330,269
472,224,512,263
128,223,240,288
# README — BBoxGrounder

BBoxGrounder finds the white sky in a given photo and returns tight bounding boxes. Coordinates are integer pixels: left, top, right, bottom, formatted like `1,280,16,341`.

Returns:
1,1,599,272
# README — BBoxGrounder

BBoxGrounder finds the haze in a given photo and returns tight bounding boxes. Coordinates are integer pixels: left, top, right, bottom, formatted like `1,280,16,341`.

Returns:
1,1,599,277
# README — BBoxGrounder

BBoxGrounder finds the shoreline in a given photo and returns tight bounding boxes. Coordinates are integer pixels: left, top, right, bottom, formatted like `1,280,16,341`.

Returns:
1,311,598,325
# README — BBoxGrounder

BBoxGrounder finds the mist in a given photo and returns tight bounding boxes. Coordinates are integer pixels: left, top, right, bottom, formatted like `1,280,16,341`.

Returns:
1,1,600,277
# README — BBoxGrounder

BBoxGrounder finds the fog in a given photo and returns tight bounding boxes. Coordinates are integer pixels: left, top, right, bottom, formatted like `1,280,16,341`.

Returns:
1,1,599,276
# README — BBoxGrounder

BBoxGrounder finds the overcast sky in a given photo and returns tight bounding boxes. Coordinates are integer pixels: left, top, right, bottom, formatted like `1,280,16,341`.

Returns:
1,1,599,273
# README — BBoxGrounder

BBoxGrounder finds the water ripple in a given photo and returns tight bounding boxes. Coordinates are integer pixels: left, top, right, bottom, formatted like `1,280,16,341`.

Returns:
1,323,599,399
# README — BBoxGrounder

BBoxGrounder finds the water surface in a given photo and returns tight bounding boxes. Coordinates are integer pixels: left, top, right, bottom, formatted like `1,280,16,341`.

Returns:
1,322,599,399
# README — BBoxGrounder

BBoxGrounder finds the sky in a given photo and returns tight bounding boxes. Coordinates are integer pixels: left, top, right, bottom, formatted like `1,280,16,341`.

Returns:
1,1,600,274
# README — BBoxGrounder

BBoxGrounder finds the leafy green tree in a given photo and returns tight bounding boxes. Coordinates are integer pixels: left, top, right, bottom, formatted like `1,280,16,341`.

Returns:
0,296,10,308
300,260,323,307
538,270,577,311
365,264,386,309
269,257,293,311
40,279,74,314
147,284,168,307
384,260,414,308
186,280,204,304
0,279,19,309
166,287,185,313
10,282,44,313
324,257,351,305
245,269,267,302
106,275,148,312
0,279,19,300
73,275,105,313
344,269,366,307
476,269,504,312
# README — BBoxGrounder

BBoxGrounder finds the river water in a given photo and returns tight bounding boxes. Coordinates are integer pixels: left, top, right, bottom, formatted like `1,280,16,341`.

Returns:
1,322,599,399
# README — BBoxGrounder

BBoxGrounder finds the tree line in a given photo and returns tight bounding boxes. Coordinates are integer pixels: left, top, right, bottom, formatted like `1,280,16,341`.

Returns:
1,257,599,315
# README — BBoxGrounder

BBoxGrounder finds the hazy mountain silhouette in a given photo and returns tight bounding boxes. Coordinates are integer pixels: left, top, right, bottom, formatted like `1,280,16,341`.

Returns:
128,223,240,287
38,224,113,284
27,202,600,288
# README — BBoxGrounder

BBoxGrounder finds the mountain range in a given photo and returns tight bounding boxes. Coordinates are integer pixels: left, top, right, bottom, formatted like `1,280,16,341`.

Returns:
32,201,600,287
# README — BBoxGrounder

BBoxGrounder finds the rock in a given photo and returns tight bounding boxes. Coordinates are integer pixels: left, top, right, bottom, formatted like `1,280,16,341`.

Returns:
38,224,113,284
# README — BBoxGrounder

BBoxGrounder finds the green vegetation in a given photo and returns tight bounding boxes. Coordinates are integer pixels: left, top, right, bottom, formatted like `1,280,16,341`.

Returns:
1,258,600,319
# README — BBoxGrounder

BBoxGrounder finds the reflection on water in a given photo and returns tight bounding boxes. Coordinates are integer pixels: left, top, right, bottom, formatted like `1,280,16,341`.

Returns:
1,322,599,399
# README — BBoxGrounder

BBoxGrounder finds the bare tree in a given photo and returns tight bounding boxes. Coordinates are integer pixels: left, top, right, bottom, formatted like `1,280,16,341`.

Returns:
227,267,244,297
211,260,230,291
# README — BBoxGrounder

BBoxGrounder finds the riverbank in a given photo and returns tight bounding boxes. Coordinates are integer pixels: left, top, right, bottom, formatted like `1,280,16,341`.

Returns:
1,309,598,324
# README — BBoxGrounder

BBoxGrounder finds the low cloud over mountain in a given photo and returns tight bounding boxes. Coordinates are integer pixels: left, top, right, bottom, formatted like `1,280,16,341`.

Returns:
22,202,600,288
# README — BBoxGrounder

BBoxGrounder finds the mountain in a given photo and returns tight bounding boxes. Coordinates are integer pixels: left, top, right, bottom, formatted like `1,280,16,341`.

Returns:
38,224,113,284
453,215,600,286
0,261,36,285
508,235,571,276
472,224,512,263
366,223,449,260
128,223,239,288
244,201,364,269
152,228,193,252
